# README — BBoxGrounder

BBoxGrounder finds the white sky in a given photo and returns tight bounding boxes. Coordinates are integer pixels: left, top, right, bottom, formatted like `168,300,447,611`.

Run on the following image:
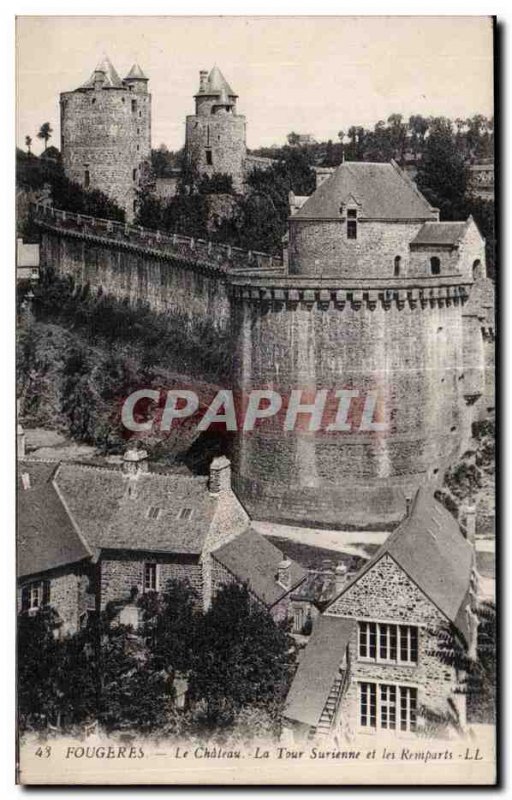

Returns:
16,15,494,155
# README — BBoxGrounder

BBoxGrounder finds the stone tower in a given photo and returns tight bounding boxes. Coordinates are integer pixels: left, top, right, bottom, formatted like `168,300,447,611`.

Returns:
60,57,151,221
230,161,490,530
185,66,246,192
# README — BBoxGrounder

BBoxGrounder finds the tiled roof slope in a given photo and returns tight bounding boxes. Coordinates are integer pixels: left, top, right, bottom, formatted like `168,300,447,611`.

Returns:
410,221,469,247
125,63,148,80
212,529,307,606
284,616,355,727
17,462,91,578
293,161,437,221
326,488,474,640
54,463,218,555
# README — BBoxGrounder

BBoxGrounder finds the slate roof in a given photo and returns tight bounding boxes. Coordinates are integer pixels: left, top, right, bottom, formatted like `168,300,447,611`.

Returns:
284,616,355,727
410,221,469,247
125,63,148,81
17,462,91,578
326,488,474,641
293,161,437,221
81,57,124,89
212,529,307,606
197,66,236,99
53,463,218,555
290,569,338,609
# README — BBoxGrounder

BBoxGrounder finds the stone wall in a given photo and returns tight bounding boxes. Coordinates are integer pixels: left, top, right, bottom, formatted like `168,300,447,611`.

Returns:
17,566,91,636
230,279,478,529
99,552,203,608
327,554,465,733
185,112,246,192
60,84,151,220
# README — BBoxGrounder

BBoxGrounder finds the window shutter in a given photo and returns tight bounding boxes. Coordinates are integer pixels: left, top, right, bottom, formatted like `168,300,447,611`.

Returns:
42,580,51,606
21,585,30,612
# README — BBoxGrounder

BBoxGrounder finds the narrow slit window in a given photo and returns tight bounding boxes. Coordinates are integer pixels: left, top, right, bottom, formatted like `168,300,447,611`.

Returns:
131,99,137,113
347,208,357,239
84,169,90,189
394,256,401,277
205,149,213,166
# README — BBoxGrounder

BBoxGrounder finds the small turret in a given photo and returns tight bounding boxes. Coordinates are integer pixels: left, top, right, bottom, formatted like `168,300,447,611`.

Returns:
123,63,149,94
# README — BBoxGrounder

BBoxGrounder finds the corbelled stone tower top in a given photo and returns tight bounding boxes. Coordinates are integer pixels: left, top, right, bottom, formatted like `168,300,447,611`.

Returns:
60,56,151,221
185,66,246,192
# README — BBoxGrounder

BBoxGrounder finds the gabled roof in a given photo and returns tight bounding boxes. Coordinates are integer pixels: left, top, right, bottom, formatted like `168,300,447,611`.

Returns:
53,463,218,555
124,63,148,81
80,57,123,89
410,221,469,247
326,488,474,641
284,616,355,727
293,161,437,221
17,462,91,578
197,66,236,99
212,529,306,606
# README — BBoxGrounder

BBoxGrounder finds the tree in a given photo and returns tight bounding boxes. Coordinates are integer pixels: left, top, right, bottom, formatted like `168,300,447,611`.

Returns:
286,132,301,146
188,583,295,728
37,122,53,151
415,117,469,219
140,579,200,677
25,135,32,155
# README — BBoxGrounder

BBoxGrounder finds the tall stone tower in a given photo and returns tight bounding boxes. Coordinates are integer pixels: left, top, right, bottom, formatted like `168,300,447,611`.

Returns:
185,66,246,192
230,161,491,530
60,57,151,221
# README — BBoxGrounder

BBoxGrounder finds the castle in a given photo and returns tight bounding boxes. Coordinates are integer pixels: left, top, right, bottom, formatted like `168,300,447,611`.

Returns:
44,60,495,531
60,57,151,221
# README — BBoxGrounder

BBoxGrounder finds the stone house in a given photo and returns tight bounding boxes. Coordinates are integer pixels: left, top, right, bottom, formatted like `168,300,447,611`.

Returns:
283,488,478,740
17,449,303,635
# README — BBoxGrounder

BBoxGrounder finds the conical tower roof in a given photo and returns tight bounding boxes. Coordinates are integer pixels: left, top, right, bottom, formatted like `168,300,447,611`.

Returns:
197,65,237,99
124,63,148,81
80,56,123,89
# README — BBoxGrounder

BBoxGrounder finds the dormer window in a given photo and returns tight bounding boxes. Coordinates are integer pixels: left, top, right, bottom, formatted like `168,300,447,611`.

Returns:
178,507,193,521
430,256,441,275
394,256,401,277
347,208,358,240
147,506,161,520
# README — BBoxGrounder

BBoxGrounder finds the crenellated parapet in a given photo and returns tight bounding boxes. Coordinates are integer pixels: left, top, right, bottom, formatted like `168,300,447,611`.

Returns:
229,278,471,312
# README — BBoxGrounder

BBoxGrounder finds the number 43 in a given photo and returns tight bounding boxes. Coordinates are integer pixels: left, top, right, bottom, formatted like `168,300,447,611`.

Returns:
35,746,51,758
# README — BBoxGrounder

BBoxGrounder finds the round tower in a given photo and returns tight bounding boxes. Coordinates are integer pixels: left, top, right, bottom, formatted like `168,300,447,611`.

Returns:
185,66,246,192
60,57,151,221
230,162,489,530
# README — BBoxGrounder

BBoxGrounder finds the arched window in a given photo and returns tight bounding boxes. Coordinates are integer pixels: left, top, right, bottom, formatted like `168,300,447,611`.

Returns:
472,259,482,280
430,256,441,275
394,256,401,277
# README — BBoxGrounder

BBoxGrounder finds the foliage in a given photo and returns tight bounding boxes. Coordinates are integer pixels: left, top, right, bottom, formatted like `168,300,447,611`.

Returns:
188,584,295,728
467,601,496,723
416,118,469,219
37,122,53,150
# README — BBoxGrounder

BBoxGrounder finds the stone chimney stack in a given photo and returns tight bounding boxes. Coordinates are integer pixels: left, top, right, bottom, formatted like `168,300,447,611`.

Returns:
199,70,208,91
209,456,232,494
277,555,292,590
463,504,477,544
122,446,149,477
335,562,348,592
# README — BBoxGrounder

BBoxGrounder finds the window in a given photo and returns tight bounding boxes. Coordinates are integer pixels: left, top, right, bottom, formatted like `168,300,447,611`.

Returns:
394,256,401,277
347,208,357,239
84,169,90,189
21,580,50,612
147,506,161,520
358,621,418,664
132,168,137,181
360,683,417,732
177,507,193,521
91,97,96,105
472,259,482,280
131,99,137,113
143,562,158,592
430,256,441,275
206,124,210,146
294,607,305,633
205,149,213,166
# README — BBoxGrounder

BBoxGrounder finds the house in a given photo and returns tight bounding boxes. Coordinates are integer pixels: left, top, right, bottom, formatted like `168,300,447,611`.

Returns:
17,238,39,282
17,447,304,635
283,489,478,741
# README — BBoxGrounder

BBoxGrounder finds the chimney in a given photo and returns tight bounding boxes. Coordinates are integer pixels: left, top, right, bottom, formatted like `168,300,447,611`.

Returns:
17,422,26,459
277,555,292,590
209,456,231,494
122,445,149,477
463,504,477,544
199,70,208,91
335,562,348,592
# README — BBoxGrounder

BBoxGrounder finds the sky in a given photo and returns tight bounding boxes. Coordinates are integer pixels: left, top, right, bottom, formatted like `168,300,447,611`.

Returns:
16,15,494,155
